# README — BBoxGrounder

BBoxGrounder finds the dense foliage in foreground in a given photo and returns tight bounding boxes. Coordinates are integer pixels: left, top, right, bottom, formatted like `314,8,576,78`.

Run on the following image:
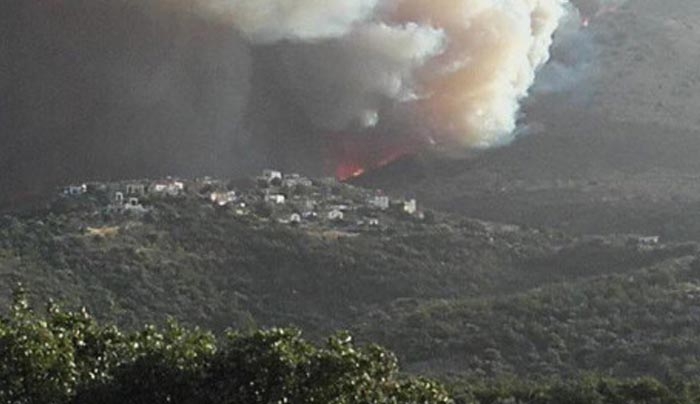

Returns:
4,292,700,404
0,289,450,404
3,192,700,381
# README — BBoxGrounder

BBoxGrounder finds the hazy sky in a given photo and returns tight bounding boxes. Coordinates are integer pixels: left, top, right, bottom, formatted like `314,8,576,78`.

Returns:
0,0,616,201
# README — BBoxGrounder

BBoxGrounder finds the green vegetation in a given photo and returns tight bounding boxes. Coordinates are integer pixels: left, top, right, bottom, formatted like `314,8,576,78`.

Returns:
2,185,700,383
451,377,700,404
0,192,576,335
4,290,700,404
0,289,451,404
358,256,700,379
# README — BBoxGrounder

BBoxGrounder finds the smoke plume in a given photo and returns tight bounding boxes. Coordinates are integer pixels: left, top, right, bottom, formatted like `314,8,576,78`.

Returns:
570,0,627,21
210,0,568,147
206,0,380,43
1,0,599,202
533,0,626,98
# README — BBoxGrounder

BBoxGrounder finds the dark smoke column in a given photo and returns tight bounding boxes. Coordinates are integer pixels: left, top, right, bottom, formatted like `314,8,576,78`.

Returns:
1,0,582,205
0,0,254,204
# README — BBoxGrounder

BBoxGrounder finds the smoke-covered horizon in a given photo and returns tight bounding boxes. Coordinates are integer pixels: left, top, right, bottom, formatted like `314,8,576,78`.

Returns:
0,0,619,201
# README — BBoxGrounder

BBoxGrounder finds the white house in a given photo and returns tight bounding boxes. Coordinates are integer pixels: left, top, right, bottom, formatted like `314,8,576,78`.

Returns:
265,194,286,204
302,211,317,220
370,195,390,210
289,213,302,224
114,192,125,205
150,180,184,196
235,203,248,216
283,174,313,188
403,199,418,215
328,209,344,221
369,218,380,226
126,184,146,196
637,236,660,250
210,191,237,207
331,204,350,212
262,169,282,182
639,236,660,245
64,184,87,196
197,176,215,185
123,197,147,213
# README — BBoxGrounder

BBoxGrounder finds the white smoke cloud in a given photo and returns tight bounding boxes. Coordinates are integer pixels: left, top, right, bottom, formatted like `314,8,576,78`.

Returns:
392,0,567,146
3,0,594,191
204,0,380,43
274,22,445,130
206,0,570,148
534,4,595,94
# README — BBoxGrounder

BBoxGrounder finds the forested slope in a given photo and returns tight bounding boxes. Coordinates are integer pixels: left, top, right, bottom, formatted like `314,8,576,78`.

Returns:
1,184,698,380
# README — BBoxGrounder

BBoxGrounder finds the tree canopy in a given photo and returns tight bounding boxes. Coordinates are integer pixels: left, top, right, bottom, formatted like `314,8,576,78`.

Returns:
0,288,451,404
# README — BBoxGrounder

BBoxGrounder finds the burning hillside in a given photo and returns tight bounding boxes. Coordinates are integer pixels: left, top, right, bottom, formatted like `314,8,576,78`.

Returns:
0,0,617,197
325,132,434,181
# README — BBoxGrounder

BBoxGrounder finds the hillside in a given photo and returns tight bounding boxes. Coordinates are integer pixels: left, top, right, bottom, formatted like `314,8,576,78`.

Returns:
356,119,700,241
587,0,700,130
2,173,700,381
0,175,573,334
359,254,700,380
5,291,700,404
354,0,700,242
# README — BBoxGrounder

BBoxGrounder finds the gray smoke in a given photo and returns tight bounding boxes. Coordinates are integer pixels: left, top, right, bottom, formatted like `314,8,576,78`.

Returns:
0,0,605,203
534,0,626,96
0,0,256,200
534,4,595,94
570,0,628,19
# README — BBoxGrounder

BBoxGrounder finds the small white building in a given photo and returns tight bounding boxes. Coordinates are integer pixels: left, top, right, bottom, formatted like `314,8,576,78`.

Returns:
403,199,418,215
262,169,283,182
290,213,302,224
197,176,215,185
283,174,313,188
265,194,286,204
123,197,147,213
368,218,380,226
150,180,184,196
637,236,660,250
328,209,344,221
302,211,317,220
114,192,125,205
64,184,87,196
126,184,146,196
235,203,248,216
210,191,237,207
331,204,350,212
639,236,660,245
370,195,390,210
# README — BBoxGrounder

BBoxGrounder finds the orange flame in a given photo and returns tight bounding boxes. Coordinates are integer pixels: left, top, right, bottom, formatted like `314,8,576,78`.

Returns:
325,132,431,181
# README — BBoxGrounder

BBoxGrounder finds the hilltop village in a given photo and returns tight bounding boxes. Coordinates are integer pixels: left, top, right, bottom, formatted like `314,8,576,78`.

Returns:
60,170,427,234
